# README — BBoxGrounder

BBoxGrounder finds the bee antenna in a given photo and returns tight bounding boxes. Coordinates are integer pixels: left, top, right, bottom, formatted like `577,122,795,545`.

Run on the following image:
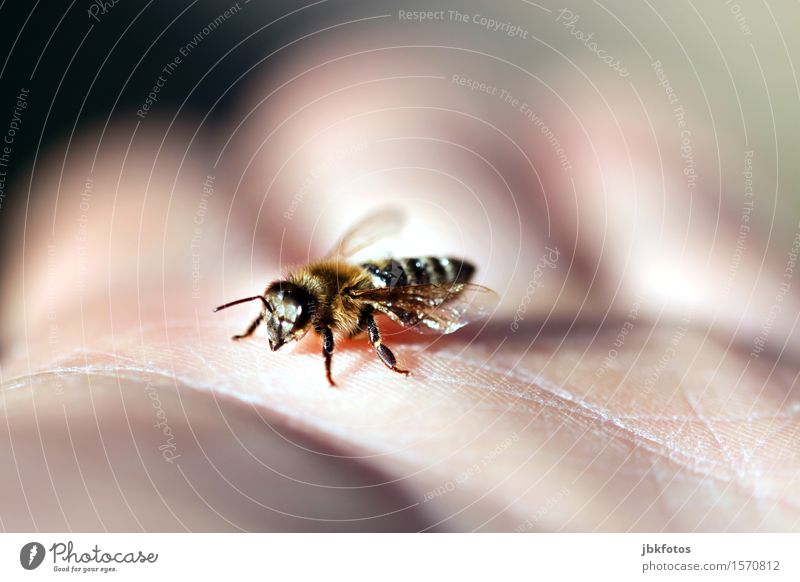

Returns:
213,295,269,312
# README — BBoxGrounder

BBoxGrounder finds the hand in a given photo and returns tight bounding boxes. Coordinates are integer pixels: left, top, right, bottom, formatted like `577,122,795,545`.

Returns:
1,33,798,532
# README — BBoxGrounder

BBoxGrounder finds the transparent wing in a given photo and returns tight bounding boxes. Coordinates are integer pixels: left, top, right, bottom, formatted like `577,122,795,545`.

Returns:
326,207,406,260
351,283,498,334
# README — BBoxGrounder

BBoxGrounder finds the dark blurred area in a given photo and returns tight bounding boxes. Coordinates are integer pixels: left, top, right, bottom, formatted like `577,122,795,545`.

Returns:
0,0,300,234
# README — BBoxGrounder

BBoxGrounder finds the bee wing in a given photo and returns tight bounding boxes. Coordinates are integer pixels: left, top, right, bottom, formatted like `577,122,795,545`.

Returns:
326,208,406,260
351,283,498,334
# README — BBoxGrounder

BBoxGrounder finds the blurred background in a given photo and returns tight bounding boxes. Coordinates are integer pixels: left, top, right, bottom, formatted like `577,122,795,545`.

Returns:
0,0,798,532
2,0,800,350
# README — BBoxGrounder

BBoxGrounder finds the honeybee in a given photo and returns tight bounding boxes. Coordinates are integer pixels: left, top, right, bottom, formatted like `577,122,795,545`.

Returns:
214,209,496,386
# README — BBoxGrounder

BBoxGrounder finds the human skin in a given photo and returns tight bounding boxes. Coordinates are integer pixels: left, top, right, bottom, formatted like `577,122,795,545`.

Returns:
1,32,799,531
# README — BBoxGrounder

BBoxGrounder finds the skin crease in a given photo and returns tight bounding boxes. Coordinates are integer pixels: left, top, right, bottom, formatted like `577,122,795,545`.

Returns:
2,17,800,530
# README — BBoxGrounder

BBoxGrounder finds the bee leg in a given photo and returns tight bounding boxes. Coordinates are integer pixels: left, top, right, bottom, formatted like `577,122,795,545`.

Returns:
321,326,336,387
231,314,263,341
366,313,409,376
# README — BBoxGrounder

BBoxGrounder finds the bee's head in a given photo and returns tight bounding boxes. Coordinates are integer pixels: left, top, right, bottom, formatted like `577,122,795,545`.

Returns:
262,281,315,351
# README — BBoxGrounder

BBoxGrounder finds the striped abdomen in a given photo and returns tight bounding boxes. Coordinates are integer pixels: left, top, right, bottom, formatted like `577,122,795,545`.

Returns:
360,257,475,288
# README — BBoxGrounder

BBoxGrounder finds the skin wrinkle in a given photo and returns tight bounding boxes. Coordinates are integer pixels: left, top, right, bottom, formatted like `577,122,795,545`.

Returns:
668,392,768,531
482,336,800,532
602,351,798,530
495,379,728,478
689,323,800,531
459,348,796,486
461,363,686,461
681,386,745,479
707,418,800,531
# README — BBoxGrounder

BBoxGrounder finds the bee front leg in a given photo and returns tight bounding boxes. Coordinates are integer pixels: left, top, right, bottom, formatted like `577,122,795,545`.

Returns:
320,326,336,387
232,314,263,341
366,313,409,376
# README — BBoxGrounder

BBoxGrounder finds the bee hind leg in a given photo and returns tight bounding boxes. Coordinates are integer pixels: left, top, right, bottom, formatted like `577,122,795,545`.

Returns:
366,313,409,376
321,326,337,387
232,314,263,341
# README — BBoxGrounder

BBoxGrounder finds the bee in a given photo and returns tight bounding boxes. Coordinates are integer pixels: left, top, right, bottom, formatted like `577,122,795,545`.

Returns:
213,209,496,386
